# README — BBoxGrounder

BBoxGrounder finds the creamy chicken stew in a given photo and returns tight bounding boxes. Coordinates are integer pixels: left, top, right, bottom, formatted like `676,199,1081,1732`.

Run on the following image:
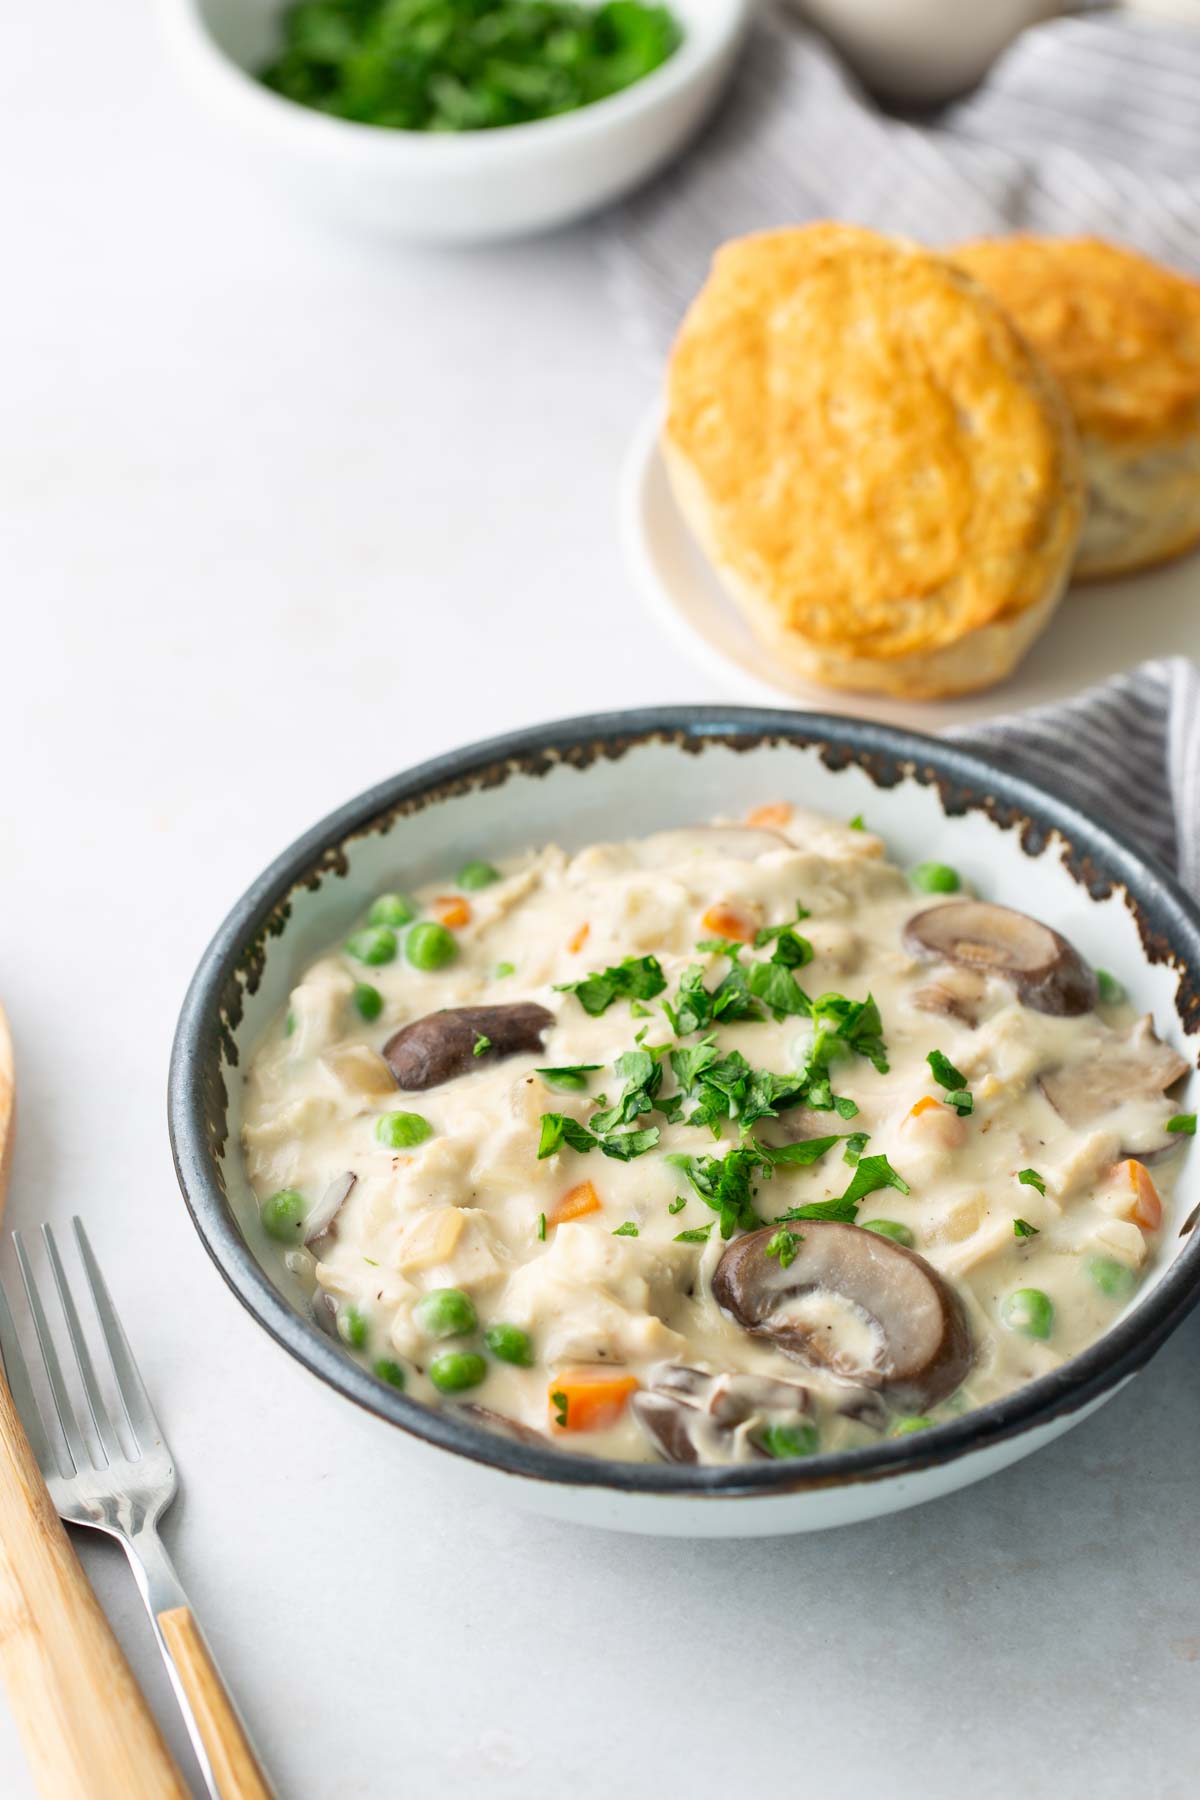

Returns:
242,809,1194,1465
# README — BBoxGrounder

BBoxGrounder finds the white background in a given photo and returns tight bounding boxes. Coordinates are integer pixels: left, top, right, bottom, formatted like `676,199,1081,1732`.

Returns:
4,5,1200,1797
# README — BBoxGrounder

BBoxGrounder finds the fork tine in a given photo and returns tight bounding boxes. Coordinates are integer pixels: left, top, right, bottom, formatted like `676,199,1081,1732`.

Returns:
14,1231,91,1474
73,1218,163,1458
43,1223,124,1466
0,1270,67,1480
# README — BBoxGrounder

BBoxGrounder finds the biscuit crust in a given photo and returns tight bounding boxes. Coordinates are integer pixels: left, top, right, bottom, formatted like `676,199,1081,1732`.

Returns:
954,236,1200,581
664,226,1083,691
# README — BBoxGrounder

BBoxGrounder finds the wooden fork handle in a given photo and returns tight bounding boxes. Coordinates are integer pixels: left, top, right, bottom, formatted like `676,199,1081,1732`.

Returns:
0,1373,191,1799
158,1608,274,1800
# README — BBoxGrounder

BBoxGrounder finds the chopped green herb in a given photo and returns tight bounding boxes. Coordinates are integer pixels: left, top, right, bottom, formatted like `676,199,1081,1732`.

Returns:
556,954,666,1017
629,999,652,1019
1013,1218,1040,1239
1096,969,1125,1005
283,1011,296,1038
774,1195,860,1225
551,1389,569,1427
260,0,685,133
668,1195,688,1215
363,1256,379,1267
842,1131,869,1165
764,1226,801,1269
495,961,516,978
753,904,812,949
840,1152,910,1209
536,1113,660,1161
755,1135,843,1168
536,1212,547,1241
927,1048,967,1091
537,1064,603,1093
890,1416,931,1437
862,1219,914,1246
612,1221,640,1238
588,1048,663,1133
1168,1113,1197,1135
849,814,865,831
473,1034,491,1057
666,1148,762,1239
1017,1167,1046,1195
674,1224,713,1244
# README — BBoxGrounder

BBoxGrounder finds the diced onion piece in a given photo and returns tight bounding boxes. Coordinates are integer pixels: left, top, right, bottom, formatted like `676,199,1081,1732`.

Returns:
321,1045,396,1098
395,1207,465,1272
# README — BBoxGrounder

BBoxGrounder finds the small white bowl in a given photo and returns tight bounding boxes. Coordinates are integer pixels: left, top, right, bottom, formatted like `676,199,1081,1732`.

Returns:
161,0,752,243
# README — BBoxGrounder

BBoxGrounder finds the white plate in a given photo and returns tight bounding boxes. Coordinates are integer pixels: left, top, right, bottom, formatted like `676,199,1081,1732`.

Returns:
619,404,1200,731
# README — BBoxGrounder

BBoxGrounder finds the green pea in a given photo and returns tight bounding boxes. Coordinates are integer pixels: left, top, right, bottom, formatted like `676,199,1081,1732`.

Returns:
353,982,383,1022
261,1189,305,1242
376,1111,432,1148
1096,969,1125,1006
862,1219,914,1247
458,860,500,891
338,1303,369,1350
414,1287,477,1339
759,1422,819,1460
1087,1256,1136,1300
1001,1287,1054,1340
369,892,417,928
374,1358,407,1390
890,1416,932,1436
484,1323,535,1367
345,925,397,967
911,861,961,894
428,1351,487,1394
406,921,457,971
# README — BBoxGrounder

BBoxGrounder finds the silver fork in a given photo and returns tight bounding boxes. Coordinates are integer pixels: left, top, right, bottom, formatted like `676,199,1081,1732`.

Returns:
0,1219,273,1800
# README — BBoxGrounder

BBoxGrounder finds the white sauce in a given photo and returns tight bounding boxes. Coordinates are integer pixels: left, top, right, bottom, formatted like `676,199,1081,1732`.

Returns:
241,810,1187,1463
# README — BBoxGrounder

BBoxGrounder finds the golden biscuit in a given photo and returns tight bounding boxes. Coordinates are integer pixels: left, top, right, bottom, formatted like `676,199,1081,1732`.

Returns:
954,236,1200,580
664,225,1084,699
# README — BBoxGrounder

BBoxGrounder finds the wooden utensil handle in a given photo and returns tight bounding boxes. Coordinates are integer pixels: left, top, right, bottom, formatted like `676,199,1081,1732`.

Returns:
157,1608,273,1800
0,1375,190,1799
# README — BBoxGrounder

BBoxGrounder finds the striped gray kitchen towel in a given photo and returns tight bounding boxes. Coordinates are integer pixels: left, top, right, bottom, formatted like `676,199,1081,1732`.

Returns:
607,9,1200,365
950,658,1200,895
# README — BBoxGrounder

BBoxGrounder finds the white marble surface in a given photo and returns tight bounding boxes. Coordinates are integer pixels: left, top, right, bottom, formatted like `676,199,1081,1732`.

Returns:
4,6,1200,1797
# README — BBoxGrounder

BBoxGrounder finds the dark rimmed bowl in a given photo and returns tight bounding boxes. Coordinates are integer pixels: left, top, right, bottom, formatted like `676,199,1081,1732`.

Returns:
168,708,1200,1536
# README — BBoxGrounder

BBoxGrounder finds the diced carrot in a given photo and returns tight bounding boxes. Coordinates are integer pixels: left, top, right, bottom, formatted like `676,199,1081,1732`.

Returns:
1115,1159,1162,1232
433,896,471,928
908,1095,941,1119
746,803,792,830
549,1368,640,1433
568,922,590,954
701,901,760,945
548,1180,602,1228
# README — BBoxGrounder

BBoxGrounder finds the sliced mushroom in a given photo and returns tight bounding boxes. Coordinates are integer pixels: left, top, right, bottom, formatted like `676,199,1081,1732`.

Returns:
712,1221,972,1412
905,901,1098,1016
1039,1014,1189,1154
311,1289,340,1340
456,1404,551,1449
630,1364,813,1464
912,968,987,1028
383,1002,555,1090
305,1171,356,1249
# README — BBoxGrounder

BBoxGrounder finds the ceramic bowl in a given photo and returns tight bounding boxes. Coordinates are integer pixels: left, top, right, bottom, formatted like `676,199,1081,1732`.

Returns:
160,0,752,243
168,708,1200,1537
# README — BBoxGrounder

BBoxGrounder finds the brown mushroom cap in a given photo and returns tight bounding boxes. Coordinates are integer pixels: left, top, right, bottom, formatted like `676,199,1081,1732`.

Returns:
905,901,1098,1016
712,1221,972,1412
1040,1014,1189,1149
383,1002,554,1090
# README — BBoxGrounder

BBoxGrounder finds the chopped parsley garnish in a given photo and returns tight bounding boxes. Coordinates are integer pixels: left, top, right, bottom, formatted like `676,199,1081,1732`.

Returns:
612,1221,639,1237
841,1152,910,1208
1096,969,1125,1005
842,1131,869,1165
495,961,515,978
1168,1113,1197,1135
537,1064,602,1092
927,1049,973,1114
1013,1218,1040,1238
764,1226,802,1269
473,1034,491,1057
629,999,652,1019
536,1212,546,1241
551,1389,568,1427
668,1195,688,1214
774,1195,860,1224
536,1112,661,1162
665,1148,762,1239
753,904,811,950
589,1049,665,1133
555,953,666,1017
754,1135,844,1168
674,1224,713,1244
849,814,865,831
664,948,761,1035
1017,1167,1046,1195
